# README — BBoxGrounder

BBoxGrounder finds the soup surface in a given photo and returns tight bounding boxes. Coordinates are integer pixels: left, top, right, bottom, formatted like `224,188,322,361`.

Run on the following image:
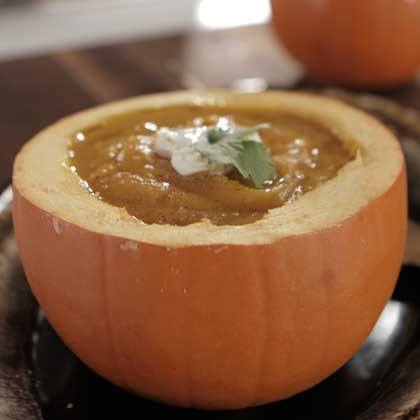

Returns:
68,105,353,226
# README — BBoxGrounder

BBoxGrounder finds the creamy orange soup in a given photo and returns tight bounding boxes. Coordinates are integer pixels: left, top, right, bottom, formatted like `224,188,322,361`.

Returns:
69,105,353,226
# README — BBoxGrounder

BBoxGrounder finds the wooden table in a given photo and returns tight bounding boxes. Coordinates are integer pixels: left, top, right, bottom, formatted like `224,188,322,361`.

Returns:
2,23,420,192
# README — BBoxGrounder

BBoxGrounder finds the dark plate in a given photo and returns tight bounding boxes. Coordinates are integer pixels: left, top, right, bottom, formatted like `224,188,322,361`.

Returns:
2,92,420,420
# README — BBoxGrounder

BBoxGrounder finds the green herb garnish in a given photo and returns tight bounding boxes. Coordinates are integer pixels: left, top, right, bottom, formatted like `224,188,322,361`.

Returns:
195,124,276,188
234,140,276,188
207,127,229,144
236,123,271,140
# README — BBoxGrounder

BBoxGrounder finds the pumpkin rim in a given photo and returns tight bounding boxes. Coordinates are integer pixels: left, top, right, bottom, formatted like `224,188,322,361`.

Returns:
12,89,404,246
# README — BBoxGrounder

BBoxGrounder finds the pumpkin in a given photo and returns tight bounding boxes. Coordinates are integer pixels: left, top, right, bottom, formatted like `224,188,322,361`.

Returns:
271,0,420,87
12,91,406,409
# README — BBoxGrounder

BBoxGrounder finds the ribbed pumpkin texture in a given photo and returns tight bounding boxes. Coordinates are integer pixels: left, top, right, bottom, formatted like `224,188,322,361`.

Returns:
12,91,407,409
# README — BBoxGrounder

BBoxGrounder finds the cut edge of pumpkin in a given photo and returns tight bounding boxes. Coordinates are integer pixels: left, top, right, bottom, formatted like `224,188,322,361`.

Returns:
12,89,405,246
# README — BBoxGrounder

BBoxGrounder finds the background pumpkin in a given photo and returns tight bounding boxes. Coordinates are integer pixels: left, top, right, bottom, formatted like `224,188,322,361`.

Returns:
271,0,420,87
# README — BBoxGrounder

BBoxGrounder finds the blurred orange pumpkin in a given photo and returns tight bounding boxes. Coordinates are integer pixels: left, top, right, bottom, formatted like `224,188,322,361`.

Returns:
271,0,420,87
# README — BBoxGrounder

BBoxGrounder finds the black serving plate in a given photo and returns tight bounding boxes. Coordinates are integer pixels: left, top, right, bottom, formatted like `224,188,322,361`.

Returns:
2,92,420,420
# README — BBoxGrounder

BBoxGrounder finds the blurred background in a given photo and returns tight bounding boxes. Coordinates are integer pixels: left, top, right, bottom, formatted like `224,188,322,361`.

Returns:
1,0,420,192
3,3,420,418
0,0,273,59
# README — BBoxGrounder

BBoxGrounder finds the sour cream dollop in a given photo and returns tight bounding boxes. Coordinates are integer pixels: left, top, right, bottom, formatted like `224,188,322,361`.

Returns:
153,117,261,176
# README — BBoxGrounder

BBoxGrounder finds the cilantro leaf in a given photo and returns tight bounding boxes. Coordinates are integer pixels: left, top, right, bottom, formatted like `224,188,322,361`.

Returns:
207,127,229,144
234,141,276,188
195,136,243,165
195,124,276,188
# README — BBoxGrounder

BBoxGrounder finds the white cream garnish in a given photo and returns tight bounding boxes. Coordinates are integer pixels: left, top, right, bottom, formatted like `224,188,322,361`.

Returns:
153,118,262,176
171,146,209,175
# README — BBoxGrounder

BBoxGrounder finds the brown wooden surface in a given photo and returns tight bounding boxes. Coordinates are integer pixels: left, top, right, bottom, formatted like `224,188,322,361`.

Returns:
2,23,420,191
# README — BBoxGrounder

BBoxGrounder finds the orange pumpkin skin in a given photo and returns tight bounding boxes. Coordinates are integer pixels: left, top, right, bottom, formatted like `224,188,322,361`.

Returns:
271,0,420,87
13,168,406,409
